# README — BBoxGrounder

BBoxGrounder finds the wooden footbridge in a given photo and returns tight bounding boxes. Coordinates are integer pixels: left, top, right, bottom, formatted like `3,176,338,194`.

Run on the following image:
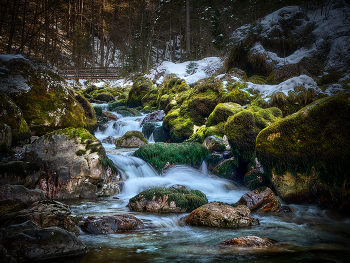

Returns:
58,67,120,79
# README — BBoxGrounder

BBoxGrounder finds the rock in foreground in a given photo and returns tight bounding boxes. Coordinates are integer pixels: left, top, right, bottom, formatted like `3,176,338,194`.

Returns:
80,214,145,234
128,187,208,212
114,131,148,148
0,221,87,262
218,236,276,247
184,202,259,227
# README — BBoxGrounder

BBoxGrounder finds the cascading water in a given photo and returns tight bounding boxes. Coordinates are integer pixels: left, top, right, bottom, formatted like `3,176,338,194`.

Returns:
62,109,350,263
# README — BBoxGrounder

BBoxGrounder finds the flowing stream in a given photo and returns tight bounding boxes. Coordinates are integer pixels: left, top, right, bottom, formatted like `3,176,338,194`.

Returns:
61,110,350,263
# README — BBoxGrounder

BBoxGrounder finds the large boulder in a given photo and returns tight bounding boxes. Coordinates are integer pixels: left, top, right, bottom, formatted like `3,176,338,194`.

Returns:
79,214,145,234
203,135,226,153
27,128,120,199
225,106,282,163
127,76,154,107
128,187,208,213
184,202,259,227
140,110,165,126
1,200,80,234
0,56,96,136
0,221,87,262
0,161,41,188
256,92,350,211
206,103,243,127
134,142,209,173
218,236,276,247
141,88,159,108
114,131,148,148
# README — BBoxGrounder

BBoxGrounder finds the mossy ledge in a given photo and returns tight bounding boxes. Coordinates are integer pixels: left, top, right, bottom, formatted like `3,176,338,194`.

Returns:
133,142,209,173
129,187,208,212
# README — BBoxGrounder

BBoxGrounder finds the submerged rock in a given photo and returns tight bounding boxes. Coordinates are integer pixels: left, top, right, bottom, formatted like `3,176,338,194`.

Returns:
114,131,148,148
128,187,208,213
218,236,276,247
184,202,259,227
79,214,145,234
0,221,87,262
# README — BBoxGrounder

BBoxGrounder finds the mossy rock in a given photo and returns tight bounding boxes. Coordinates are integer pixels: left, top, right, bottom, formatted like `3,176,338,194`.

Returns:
187,123,225,144
93,92,115,102
317,70,343,86
206,103,243,127
157,77,189,110
127,76,154,107
134,142,209,173
153,126,170,142
93,106,103,116
243,157,270,190
220,82,251,105
163,108,194,143
213,157,239,180
129,187,208,212
115,131,148,148
142,122,160,140
0,91,31,145
141,88,159,108
248,75,267,84
225,106,282,163
113,106,141,117
108,100,126,111
256,92,350,186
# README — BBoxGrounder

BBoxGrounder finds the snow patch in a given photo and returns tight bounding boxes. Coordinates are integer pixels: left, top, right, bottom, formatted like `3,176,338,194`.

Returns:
0,54,26,62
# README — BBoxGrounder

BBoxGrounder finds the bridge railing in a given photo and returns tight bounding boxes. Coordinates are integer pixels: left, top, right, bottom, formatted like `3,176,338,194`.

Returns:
58,67,120,79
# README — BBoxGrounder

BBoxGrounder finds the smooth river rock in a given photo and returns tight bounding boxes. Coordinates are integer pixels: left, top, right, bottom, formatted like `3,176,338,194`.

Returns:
218,236,276,247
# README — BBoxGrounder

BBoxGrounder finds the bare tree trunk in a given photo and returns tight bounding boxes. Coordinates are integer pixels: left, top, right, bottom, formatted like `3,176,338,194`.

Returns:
186,0,190,58
92,0,95,68
0,0,10,36
7,0,20,54
141,0,146,72
101,0,105,67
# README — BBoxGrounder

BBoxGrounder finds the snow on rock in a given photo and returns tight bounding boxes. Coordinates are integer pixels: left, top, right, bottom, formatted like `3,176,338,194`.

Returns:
145,57,224,84
248,75,320,101
0,54,26,62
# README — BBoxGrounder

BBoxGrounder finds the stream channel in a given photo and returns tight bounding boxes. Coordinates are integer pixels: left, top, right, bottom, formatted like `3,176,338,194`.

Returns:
60,105,350,263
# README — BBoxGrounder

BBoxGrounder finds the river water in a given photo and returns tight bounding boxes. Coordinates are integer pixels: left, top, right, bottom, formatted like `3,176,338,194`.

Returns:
61,107,350,263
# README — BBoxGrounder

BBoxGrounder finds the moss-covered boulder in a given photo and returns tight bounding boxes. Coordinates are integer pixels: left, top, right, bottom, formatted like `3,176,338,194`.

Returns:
163,108,194,143
224,106,282,163
184,202,259,227
114,131,148,148
0,91,30,145
220,82,252,105
128,187,208,212
127,76,154,107
187,123,225,144
112,106,141,117
156,77,189,110
0,57,96,136
141,88,159,108
256,92,350,209
244,157,269,190
212,157,239,180
134,142,209,173
202,135,226,153
27,128,120,199
206,103,243,127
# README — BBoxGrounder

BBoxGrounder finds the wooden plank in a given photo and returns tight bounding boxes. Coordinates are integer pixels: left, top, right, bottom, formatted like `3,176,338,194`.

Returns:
58,67,120,79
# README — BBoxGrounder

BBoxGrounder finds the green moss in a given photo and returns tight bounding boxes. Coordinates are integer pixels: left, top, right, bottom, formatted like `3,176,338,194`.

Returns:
187,123,225,143
206,103,243,127
141,88,159,108
163,108,194,143
98,154,119,174
113,106,141,117
75,149,87,156
256,92,350,186
134,142,209,173
45,127,96,144
142,122,160,139
127,76,154,107
317,71,343,86
225,106,282,163
109,100,126,111
93,106,103,116
129,187,208,212
153,126,170,142
115,131,149,146
248,75,267,84
213,158,238,179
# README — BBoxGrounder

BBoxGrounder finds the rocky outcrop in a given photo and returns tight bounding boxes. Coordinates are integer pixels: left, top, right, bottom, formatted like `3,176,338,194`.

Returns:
128,187,208,213
0,221,87,262
28,128,120,199
1,200,80,235
236,187,292,214
114,131,148,148
184,202,259,227
256,92,350,211
140,110,165,126
79,214,145,234
218,236,276,247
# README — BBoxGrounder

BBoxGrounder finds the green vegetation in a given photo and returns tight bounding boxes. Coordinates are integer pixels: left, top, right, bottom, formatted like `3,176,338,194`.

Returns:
206,103,243,127
129,187,208,212
93,106,103,116
127,76,154,107
134,142,209,172
187,123,225,143
142,122,160,139
256,92,350,186
115,131,148,146
212,158,238,179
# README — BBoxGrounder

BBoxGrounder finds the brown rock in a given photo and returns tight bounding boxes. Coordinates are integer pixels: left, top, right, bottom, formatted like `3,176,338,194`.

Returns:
79,214,145,234
184,202,259,227
102,136,115,144
140,110,166,126
2,200,80,234
128,194,187,213
218,236,276,247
